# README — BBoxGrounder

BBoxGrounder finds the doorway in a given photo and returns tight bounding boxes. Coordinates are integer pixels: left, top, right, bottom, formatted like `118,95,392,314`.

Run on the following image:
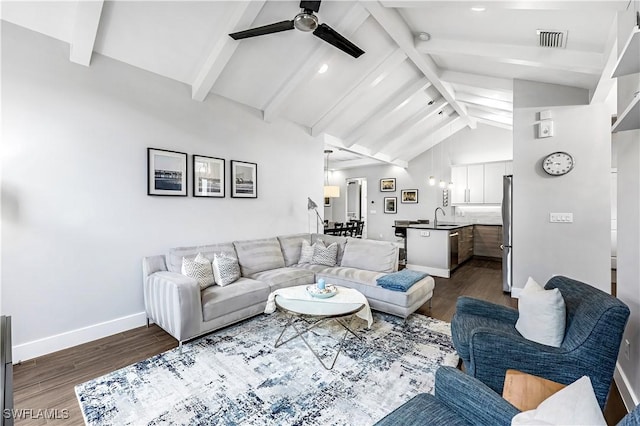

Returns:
345,178,367,238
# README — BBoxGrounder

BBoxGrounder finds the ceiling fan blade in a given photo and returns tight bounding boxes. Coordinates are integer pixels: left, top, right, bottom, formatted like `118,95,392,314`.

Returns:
299,0,321,13
229,20,294,40
313,23,365,58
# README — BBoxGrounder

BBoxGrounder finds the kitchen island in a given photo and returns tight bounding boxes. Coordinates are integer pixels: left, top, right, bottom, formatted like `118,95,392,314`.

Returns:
404,223,501,278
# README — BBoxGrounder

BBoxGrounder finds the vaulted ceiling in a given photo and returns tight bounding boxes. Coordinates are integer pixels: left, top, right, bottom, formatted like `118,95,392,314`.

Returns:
1,1,626,169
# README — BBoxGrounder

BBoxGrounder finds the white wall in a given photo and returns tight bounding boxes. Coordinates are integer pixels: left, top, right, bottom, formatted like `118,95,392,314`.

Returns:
331,124,512,241
512,79,611,294
1,23,324,360
614,4,640,409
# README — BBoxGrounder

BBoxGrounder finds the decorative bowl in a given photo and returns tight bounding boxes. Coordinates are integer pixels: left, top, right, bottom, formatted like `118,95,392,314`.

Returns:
306,284,337,298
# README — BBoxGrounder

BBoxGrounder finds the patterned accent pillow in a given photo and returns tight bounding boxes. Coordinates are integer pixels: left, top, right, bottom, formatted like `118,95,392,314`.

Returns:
181,253,215,290
212,253,241,286
299,239,315,264
312,240,338,266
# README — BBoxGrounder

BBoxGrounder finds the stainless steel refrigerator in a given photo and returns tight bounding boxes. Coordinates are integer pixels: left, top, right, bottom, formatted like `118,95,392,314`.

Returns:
501,175,513,293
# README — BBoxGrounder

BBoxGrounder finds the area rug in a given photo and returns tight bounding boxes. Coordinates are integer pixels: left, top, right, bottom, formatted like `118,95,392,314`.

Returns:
75,312,458,425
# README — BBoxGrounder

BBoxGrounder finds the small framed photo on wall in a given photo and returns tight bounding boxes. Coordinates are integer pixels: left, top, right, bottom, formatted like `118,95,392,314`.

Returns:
401,189,418,204
384,197,397,214
231,160,257,198
193,155,225,198
147,148,187,196
324,197,331,207
380,178,396,192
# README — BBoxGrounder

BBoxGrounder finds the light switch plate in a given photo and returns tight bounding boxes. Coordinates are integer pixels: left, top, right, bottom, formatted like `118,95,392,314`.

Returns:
550,213,573,223
538,120,554,138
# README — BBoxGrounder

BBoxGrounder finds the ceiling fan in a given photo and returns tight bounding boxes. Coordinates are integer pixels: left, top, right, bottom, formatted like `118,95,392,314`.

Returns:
228,0,365,59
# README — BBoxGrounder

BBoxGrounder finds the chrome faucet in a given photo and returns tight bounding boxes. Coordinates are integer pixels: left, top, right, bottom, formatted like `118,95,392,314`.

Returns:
434,207,445,228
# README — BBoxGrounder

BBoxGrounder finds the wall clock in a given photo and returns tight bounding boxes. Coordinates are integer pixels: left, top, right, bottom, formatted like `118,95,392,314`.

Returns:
542,151,574,176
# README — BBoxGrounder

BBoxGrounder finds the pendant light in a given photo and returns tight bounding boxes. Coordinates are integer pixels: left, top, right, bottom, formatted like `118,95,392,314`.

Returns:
438,143,446,188
429,147,435,186
323,150,340,198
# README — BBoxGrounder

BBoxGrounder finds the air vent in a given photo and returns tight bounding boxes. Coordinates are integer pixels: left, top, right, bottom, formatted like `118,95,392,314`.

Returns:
537,30,568,48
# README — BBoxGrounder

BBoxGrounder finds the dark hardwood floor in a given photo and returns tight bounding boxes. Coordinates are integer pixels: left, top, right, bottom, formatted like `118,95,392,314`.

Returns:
12,259,628,425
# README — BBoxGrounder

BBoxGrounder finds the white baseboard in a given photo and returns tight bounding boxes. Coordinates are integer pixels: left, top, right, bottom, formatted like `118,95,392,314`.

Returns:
405,264,449,278
510,287,522,298
615,362,639,412
13,311,148,363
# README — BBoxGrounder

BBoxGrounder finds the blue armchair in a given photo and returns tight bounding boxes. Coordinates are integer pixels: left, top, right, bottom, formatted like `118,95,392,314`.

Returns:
451,275,630,409
374,367,640,426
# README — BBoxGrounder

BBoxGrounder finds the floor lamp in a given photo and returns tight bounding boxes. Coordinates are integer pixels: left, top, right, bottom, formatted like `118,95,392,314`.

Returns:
307,197,323,234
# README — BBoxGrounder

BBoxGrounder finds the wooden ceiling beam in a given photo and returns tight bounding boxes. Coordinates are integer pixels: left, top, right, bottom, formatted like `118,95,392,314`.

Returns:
69,1,103,66
192,1,266,102
396,116,467,163
366,97,447,154
416,37,603,76
474,117,514,131
363,1,474,128
262,3,370,123
311,49,407,137
455,92,513,112
343,77,432,147
386,114,458,160
324,134,409,168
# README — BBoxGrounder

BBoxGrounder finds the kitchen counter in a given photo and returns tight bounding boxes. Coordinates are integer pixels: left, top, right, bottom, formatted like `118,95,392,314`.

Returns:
401,222,501,231
405,223,503,278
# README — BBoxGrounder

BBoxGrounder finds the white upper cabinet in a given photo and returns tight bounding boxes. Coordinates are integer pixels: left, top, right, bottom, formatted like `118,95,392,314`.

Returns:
452,161,512,205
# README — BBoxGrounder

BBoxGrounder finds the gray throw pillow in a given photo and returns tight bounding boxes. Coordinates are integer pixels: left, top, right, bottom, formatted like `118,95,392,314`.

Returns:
212,253,241,286
299,239,314,264
312,240,338,266
181,253,215,290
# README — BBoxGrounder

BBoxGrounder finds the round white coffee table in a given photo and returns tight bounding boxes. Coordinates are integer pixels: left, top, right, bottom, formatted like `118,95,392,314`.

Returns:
274,285,366,370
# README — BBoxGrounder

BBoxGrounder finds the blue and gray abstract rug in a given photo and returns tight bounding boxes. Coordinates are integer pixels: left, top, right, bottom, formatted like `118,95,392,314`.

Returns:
75,312,458,425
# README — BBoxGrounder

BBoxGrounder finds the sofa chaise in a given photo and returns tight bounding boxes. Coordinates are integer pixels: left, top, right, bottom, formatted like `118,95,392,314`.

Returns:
142,233,435,349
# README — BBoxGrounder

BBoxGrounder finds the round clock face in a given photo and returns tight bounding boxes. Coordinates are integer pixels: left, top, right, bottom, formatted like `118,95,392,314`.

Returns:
543,152,574,176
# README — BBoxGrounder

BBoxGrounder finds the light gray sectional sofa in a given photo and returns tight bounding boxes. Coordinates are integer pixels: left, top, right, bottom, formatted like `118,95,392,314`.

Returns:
142,233,435,349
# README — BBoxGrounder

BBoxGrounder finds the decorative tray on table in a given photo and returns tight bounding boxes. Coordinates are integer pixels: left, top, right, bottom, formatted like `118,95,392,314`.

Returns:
306,284,337,298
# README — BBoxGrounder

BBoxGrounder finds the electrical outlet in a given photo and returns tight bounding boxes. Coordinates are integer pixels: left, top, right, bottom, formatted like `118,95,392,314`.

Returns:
420,231,430,237
550,213,573,223
624,339,631,360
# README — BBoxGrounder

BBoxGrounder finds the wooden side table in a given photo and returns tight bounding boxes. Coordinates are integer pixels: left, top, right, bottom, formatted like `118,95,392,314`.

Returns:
502,369,567,411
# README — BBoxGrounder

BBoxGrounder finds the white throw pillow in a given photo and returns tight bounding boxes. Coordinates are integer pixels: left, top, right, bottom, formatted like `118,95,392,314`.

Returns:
511,376,606,426
515,277,566,347
212,253,240,286
299,239,314,264
181,253,215,290
312,240,338,266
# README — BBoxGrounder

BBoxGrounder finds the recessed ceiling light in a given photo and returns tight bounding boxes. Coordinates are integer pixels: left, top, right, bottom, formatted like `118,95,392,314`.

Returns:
318,63,328,74
471,6,486,12
417,32,431,41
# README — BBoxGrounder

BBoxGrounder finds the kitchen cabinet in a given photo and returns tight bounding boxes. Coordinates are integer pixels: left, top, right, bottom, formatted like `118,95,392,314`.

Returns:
473,225,503,259
611,25,640,133
451,164,484,204
458,226,474,264
452,161,512,205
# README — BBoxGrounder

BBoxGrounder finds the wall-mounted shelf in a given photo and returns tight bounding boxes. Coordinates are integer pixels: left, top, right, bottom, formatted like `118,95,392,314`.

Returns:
612,26,640,78
612,93,640,133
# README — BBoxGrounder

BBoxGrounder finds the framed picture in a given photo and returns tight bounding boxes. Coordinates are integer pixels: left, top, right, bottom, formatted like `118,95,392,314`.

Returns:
147,148,187,196
380,178,396,192
324,197,331,207
193,155,225,198
384,197,397,214
401,189,418,204
231,160,257,198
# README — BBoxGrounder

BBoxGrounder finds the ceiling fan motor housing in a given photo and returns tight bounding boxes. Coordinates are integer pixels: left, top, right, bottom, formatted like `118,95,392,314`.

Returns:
294,11,318,32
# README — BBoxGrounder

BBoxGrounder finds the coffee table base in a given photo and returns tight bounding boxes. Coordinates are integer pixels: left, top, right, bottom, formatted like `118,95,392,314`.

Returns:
274,313,363,370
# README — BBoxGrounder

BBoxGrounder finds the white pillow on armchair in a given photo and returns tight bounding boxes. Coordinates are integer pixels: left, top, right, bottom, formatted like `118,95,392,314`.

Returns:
515,277,566,347
511,376,606,425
